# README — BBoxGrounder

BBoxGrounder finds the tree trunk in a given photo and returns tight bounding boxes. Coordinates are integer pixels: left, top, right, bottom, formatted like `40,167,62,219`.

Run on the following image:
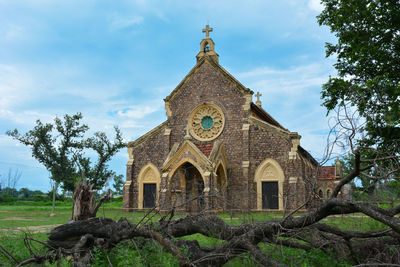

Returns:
72,180,111,221
50,181,59,216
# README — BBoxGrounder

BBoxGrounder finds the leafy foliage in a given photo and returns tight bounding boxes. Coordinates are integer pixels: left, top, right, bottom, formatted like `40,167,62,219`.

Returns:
318,0,400,147
73,127,125,191
7,113,87,191
6,113,126,192
112,174,124,195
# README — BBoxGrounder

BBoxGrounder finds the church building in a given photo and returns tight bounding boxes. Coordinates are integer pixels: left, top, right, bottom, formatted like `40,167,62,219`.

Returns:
122,26,345,213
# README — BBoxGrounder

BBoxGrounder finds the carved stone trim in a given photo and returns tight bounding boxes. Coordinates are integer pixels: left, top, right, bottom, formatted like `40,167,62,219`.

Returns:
254,158,285,211
165,101,172,117
243,94,252,111
189,103,225,142
164,128,171,136
289,133,301,160
137,163,161,209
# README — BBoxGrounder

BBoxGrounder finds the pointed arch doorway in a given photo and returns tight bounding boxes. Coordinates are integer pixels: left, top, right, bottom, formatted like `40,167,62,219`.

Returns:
169,162,205,213
183,163,205,212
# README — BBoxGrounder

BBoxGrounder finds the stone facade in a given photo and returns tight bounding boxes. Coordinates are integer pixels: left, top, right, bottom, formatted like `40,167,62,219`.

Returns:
122,27,348,213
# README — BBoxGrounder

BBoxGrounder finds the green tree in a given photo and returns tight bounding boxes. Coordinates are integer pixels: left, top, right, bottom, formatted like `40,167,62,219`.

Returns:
7,113,126,192
318,0,400,148
340,153,378,198
7,113,87,192
112,174,124,195
74,127,126,191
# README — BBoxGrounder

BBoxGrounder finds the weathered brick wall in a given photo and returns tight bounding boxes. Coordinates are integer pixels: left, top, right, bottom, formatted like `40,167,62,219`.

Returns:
128,128,168,209
167,61,247,208
248,124,293,209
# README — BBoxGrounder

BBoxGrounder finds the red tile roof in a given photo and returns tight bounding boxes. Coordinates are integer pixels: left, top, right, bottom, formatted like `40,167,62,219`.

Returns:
197,143,213,157
318,166,336,180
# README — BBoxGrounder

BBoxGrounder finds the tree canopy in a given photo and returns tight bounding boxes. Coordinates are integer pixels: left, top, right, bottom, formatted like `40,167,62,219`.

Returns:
318,0,400,148
7,113,126,192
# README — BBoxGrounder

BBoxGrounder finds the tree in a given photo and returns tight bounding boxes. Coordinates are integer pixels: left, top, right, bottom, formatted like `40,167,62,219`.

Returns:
112,174,124,195
7,113,87,192
73,127,125,191
7,113,125,193
0,168,22,198
5,168,21,190
340,152,378,198
318,0,400,149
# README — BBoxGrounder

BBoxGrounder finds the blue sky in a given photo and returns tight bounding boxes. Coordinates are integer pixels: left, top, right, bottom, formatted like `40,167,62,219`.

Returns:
0,0,338,192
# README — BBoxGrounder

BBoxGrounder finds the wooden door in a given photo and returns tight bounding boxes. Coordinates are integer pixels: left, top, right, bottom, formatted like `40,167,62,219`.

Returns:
143,183,156,208
262,182,278,209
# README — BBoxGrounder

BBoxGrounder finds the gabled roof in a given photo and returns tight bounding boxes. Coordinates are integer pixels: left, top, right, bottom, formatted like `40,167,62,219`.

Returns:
165,56,253,102
298,146,319,166
250,103,287,130
128,121,167,148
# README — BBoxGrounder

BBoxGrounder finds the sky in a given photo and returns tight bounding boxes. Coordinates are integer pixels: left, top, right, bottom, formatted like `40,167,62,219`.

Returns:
0,0,339,192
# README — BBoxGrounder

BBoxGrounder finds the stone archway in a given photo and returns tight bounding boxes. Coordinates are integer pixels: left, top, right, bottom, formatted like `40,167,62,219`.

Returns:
254,158,285,211
138,163,161,209
168,161,205,213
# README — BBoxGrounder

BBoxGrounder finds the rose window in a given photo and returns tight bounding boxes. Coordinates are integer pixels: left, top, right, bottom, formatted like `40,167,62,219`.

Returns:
189,104,225,141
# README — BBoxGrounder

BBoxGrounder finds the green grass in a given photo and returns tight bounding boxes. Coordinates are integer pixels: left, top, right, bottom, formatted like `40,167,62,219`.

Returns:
0,202,386,266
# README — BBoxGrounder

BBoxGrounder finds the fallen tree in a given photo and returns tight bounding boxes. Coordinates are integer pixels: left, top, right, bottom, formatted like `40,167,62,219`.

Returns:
7,133,400,266
11,197,400,266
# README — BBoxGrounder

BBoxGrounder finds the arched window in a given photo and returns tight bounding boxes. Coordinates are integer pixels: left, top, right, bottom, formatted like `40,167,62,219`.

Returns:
318,189,324,199
204,42,210,52
326,188,332,199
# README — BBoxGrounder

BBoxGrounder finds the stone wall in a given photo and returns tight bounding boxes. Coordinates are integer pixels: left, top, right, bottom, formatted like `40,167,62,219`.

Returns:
167,61,248,209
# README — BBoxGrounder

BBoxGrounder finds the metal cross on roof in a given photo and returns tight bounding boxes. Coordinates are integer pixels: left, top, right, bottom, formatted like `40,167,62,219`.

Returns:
202,25,213,38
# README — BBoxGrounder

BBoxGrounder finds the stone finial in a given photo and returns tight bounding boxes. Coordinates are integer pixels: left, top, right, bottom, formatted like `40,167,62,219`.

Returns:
255,92,262,107
184,125,191,140
335,158,342,179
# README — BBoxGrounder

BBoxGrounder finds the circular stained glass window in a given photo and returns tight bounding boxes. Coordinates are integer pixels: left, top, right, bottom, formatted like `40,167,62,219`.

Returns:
201,116,213,130
189,104,225,141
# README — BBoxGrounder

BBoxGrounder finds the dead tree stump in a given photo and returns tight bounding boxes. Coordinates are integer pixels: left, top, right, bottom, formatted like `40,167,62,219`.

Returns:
72,180,111,221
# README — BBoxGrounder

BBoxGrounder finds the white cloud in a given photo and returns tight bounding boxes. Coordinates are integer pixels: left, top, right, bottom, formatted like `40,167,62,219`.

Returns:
0,64,33,109
308,0,324,12
1,24,25,41
239,63,330,95
237,62,335,159
109,14,144,31
117,105,159,119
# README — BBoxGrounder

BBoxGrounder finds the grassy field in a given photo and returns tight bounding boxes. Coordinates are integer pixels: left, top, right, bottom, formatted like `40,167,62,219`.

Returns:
0,201,387,266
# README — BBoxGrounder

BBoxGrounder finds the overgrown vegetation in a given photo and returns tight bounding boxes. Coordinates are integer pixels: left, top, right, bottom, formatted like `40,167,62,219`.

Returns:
1,204,388,266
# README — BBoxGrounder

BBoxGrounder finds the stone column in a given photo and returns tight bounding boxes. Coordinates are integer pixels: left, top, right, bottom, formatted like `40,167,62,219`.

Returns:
203,171,211,211
164,128,171,155
122,147,134,212
242,161,250,210
242,123,250,210
159,172,170,213
288,177,298,210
